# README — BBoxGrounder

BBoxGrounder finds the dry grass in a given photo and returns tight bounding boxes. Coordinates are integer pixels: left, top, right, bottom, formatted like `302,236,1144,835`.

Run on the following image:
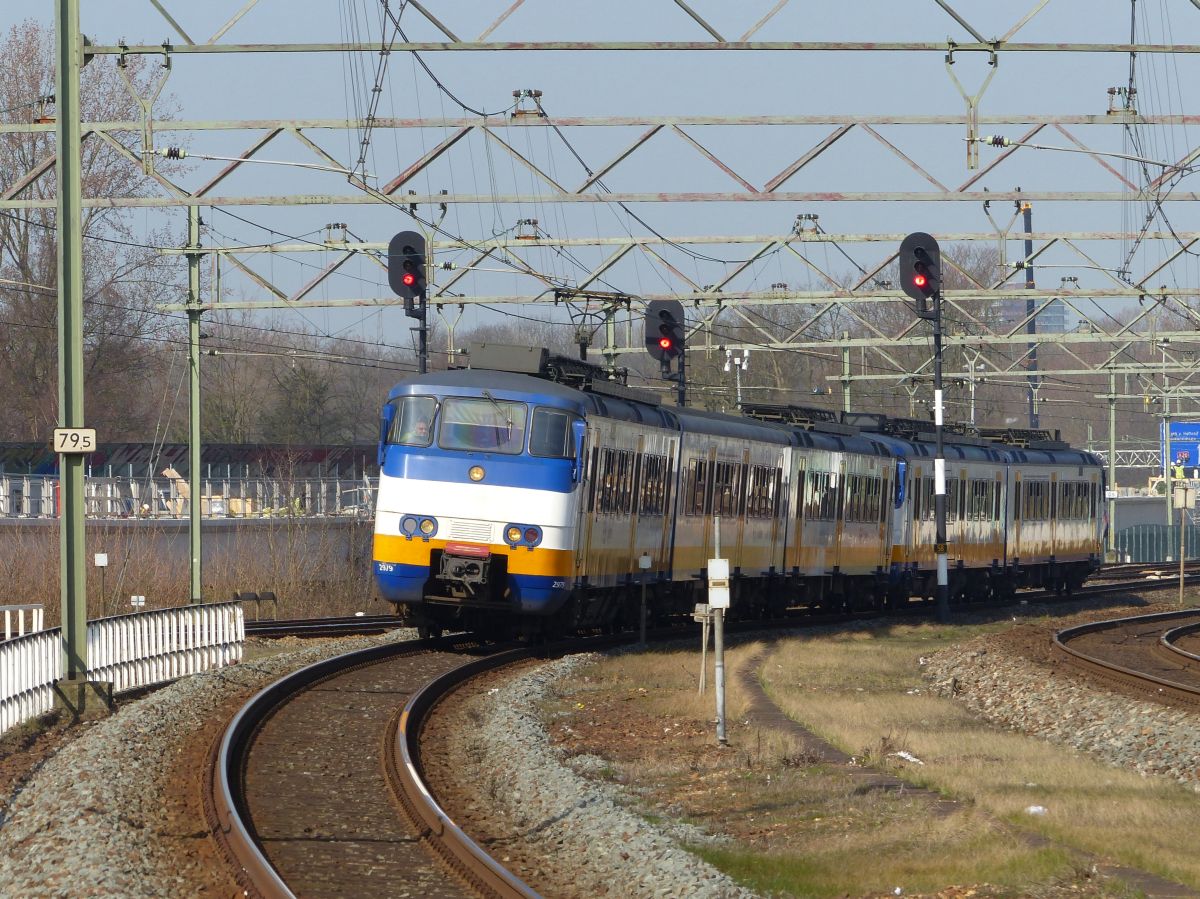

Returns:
762,623,1200,890
0,518,379,625
547,635,1124,898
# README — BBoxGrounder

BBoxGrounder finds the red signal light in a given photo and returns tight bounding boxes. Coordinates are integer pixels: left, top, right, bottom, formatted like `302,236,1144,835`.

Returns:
913,273,927,289
402,272,417,287
658,337,673,350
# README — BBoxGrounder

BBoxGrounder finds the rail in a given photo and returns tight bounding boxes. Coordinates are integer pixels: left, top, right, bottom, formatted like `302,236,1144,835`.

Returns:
0,602,244,736
0,474,376,519
1052,608,1200,709
208,638,427,899
388,647,543,898
2,604,44,640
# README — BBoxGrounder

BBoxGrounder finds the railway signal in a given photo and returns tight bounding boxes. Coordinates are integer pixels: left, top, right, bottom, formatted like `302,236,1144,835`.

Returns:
389,229,429,373
644,299,687,407
645,299,685,362
388,230,427,317
898,231,940,318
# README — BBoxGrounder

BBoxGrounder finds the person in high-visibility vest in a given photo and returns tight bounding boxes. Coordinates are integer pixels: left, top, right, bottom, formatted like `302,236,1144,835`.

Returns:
1173,461,1186,480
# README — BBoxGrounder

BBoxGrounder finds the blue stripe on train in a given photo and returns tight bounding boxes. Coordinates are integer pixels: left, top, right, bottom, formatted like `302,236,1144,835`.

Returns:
381,450,576,492
374,562,572,616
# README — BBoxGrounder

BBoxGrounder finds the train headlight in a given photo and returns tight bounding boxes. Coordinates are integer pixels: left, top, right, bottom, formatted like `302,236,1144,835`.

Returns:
468,465,485,482
506,525,523,545
400,516,418,536
524,527,541,546
419,517,437,536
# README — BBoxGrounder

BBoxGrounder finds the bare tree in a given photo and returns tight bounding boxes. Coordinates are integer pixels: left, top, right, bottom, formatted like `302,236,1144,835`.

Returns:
0,19,181,441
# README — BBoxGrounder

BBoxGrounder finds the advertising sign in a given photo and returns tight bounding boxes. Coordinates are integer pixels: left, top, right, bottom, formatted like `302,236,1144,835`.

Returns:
1162,421,1200,477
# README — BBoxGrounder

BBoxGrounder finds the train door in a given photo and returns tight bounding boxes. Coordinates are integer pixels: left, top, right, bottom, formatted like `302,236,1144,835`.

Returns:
1050,472,1059,553
626,435,646,567
889,459,908,568
790,454,808,572
832,457,846,573
1012,472,1022,564
770,451,787,572
735,449,750,563
699,445,718,564
954,466,967,564
576,429,601,582
659,438,678,578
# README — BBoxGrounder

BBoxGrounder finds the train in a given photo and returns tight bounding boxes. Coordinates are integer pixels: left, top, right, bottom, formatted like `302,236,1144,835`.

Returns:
372,345,1106,638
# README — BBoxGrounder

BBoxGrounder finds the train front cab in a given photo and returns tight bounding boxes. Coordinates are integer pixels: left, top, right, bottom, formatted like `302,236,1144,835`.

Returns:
372,373,586,634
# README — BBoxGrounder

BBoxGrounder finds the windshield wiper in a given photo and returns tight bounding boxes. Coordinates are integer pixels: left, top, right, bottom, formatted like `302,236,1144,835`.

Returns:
482,390,513,432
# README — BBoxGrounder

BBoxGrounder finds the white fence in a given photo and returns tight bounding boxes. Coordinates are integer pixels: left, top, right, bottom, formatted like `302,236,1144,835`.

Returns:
0,474,376,519
3,604,44,640
0,602,244,736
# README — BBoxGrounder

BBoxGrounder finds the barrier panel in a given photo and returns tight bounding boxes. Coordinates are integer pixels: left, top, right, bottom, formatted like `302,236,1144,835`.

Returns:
0,601,244,736
1114,524,1200,563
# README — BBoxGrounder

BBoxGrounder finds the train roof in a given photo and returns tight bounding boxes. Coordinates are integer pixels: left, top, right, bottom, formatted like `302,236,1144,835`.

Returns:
387,369,898,454
388,359,1094,465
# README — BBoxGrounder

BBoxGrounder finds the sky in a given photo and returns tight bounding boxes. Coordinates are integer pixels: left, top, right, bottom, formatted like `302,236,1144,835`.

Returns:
3,1,1199,402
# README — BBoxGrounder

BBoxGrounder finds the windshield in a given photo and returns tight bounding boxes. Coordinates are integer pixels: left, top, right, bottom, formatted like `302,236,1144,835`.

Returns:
438,397,527,454
388,395,437,446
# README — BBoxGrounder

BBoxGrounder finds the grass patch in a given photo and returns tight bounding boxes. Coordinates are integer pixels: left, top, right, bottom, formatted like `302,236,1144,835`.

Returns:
545,619,1200,897
763,621,1200,891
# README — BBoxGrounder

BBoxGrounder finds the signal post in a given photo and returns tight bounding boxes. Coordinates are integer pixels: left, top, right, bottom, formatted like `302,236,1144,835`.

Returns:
900,232,950,623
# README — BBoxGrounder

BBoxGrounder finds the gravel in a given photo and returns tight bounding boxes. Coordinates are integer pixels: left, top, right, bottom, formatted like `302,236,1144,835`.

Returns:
923,636,1200,789
0,628,416,898
450,654,756,899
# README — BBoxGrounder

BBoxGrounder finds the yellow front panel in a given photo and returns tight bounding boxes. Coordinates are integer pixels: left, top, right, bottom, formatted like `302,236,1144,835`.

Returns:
374,534,575,578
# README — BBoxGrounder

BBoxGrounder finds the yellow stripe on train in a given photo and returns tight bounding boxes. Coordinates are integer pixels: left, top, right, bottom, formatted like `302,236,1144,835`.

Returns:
373,534,574,577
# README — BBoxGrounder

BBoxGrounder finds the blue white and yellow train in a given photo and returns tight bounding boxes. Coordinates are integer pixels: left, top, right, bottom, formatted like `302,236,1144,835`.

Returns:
373,348,1105,637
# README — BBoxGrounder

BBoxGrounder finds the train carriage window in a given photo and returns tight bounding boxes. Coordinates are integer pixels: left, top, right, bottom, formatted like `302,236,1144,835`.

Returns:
438,397,527,454
638,455,654,516
598,448,616,514
638,454,669,517
713,461,737,517
746,465,764,518
388,395,438,446
824,472,839,521
807,470,835,521
530,408,578,458
619,451,635,514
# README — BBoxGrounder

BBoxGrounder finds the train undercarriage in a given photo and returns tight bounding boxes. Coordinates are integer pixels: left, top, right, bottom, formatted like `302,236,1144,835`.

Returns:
397,556,1101,641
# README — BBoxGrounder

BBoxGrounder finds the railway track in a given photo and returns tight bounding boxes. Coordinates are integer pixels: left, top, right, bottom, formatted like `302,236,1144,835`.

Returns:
243,614,402,639
210,569,1198,897
1054,608,1200,711
206,634,559,898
